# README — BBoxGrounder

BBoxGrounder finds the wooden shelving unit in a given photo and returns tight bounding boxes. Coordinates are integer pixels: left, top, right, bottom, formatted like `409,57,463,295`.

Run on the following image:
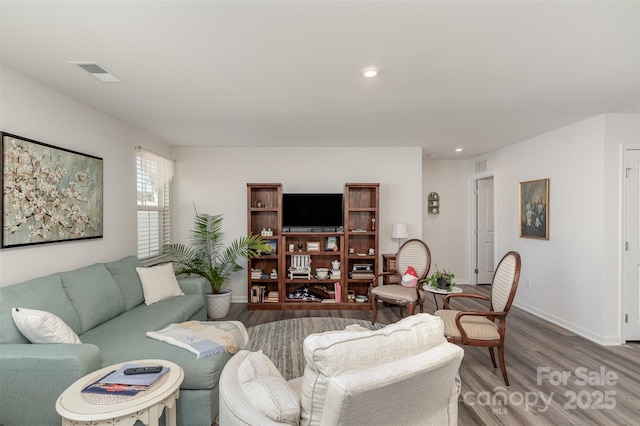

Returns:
247,182,379,311
247,184,282,310
344,183,379,304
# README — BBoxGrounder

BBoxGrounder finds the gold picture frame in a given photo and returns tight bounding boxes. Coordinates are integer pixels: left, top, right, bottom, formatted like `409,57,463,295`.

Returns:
306,241,321,251
519,178,549,240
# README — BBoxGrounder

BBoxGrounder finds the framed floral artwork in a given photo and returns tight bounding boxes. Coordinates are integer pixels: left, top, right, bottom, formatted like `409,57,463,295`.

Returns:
1,133,103,248
519,178,549,240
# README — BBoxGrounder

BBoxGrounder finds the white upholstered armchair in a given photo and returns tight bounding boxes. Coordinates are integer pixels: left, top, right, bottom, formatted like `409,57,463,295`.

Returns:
219,314,464,426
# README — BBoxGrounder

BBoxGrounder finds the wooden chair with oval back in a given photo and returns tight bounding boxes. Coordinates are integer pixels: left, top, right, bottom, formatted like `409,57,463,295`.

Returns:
434,251,521,386
371,239,431,324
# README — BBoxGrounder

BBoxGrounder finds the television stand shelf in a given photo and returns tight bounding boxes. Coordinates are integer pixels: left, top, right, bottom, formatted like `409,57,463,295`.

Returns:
247,183,379,311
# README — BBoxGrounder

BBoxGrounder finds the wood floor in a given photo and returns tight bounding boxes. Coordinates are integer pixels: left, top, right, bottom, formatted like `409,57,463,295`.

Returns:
222,285,640,426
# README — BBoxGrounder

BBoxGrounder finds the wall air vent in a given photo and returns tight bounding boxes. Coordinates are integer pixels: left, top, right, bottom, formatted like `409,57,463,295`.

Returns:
70,62,120,83
475,159,487,174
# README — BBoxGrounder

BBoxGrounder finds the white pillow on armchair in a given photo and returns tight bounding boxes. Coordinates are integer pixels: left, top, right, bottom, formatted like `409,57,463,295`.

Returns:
237,350,301,425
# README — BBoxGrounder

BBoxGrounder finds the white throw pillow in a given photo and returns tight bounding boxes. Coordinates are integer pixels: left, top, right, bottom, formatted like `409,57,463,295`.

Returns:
136,264,184,305
238,351,300,425
11,307,81,344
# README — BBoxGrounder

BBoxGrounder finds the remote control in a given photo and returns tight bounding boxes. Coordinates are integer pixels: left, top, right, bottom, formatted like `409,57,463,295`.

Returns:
123,366,163,375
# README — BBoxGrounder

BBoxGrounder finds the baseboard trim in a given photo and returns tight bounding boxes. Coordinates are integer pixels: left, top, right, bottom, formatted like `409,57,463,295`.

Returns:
514,301,622,346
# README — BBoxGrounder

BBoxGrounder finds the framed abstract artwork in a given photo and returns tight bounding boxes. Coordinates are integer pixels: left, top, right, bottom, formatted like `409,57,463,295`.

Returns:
1,132,103,248
519,178,549,240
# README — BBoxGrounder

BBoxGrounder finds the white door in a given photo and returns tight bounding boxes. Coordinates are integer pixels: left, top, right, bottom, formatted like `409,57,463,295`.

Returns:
624,149,640,341
476,177,494,284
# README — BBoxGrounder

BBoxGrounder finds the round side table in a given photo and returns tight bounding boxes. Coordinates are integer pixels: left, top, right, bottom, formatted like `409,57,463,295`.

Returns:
56,359,184,426
423,286,463,311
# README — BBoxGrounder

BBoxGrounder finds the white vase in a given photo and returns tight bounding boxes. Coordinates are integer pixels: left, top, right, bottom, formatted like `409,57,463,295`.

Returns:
206,289,232,319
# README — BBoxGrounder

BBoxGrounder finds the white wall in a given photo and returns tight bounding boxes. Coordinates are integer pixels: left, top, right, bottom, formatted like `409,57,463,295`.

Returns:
172,146,423,301
0,66,171,286
478,114,639,345
422,160,469,282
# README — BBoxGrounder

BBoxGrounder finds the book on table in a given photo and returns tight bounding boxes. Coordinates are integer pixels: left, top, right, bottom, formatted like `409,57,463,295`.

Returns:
82,364,169,396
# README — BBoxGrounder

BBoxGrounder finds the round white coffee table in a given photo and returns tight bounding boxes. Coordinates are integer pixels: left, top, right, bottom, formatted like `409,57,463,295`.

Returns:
56,359,184,426
424,285,463,310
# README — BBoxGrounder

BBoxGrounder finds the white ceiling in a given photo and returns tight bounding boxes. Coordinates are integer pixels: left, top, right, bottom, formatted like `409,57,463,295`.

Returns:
1,1,638,159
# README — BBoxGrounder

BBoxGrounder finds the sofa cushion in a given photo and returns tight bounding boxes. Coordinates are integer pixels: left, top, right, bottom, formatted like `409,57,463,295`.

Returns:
60,263,126,333
11,307,81,344
300,313,446,425
105,255,145,310
0,274,82,343
237,350,300,425
136,264,184,305
80,294,223,390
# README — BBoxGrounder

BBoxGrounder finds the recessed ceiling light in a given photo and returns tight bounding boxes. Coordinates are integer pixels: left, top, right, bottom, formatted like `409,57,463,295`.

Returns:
70,61,120,83
361,67,379,78
455,148,464,152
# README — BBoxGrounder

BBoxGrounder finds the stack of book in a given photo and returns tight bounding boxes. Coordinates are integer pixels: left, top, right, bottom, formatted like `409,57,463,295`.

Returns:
250,268,263,279
265,291,279,302
350,271,375,279
82,364,169,396
251,285,267,303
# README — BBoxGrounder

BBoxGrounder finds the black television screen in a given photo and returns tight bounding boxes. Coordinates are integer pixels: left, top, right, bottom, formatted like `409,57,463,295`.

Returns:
282,193,343,231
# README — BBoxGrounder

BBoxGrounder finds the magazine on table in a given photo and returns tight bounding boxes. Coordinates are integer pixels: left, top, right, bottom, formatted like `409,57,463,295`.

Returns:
82,364,169,396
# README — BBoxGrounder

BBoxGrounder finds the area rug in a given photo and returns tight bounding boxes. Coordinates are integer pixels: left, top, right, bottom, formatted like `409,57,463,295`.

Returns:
248,317,385,380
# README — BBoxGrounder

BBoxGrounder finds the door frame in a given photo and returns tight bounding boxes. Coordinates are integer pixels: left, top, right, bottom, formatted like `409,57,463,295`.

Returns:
622,143,640,342
469,171,496,286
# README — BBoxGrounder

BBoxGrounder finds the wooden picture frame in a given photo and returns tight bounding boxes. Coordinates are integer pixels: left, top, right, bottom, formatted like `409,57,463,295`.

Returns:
1,132,103,248
519,178,549,240
265,240,277,255
306,241,321,251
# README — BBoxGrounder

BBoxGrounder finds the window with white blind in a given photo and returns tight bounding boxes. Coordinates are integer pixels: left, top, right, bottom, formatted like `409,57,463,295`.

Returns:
136,147,174,260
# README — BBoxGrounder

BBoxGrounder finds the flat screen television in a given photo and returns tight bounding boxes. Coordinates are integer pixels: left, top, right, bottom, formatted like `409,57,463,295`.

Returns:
282,193,344,232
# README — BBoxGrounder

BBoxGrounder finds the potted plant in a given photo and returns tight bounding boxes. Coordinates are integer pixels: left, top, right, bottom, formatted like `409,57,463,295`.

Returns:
164,208,270,318
426,265,455,291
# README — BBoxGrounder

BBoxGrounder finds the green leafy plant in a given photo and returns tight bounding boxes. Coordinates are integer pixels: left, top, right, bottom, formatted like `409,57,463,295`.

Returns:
426,264,455,290
164,208,270,294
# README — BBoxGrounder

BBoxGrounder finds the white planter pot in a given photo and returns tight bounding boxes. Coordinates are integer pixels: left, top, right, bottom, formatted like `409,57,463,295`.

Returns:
206,289,232,319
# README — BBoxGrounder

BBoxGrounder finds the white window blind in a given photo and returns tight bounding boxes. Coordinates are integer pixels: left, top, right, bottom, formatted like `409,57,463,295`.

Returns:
136,147,174,260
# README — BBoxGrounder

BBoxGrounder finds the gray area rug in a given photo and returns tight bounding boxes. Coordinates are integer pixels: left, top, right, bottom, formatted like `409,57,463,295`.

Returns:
248,317,385,380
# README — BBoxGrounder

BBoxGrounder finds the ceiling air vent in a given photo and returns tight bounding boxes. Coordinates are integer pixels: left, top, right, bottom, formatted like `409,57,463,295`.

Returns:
70,62,120,83
475,159,487,174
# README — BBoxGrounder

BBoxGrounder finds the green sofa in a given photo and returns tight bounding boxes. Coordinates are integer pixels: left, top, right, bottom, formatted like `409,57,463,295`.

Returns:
0,256,239,426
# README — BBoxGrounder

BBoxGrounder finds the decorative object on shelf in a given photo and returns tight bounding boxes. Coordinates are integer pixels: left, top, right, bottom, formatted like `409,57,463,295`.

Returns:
164,207,270,318
306,241,321,251
289,255,312,279
264,240,277,255
427,192,440,214
255,199,264,208
325,236,337,251
368,248,375,256
298,243,303,252
347,290,356,302
1,132,104,248
519,178,549,240
391,223,409,251
315,268,329,279
289,243,295,252
426,264,455,290
371,217,376,231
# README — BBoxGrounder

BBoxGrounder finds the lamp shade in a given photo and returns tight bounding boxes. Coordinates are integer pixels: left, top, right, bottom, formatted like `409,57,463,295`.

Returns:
391,223,409,240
